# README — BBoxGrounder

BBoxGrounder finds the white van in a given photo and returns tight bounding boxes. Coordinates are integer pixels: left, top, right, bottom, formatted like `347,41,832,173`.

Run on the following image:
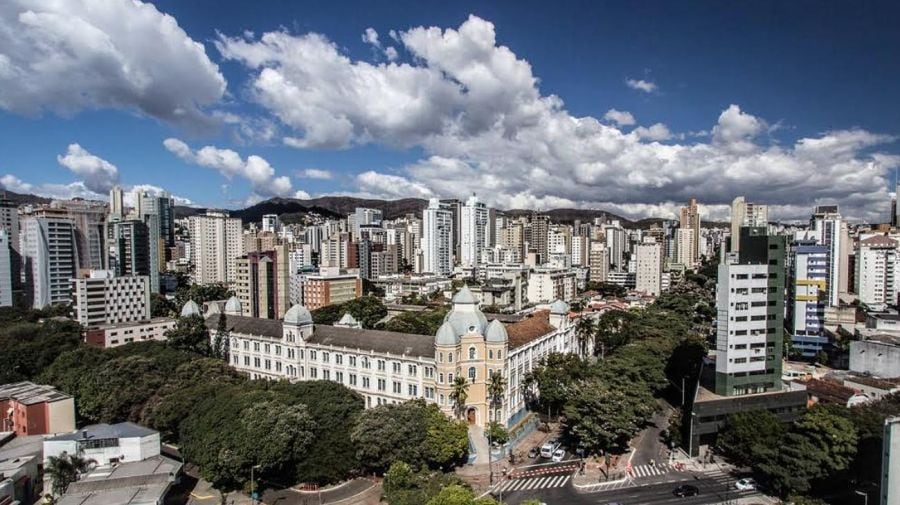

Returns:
540,439,560,458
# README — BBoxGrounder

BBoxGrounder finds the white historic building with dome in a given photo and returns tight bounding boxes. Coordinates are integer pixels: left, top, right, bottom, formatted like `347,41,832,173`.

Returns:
195,287,583,428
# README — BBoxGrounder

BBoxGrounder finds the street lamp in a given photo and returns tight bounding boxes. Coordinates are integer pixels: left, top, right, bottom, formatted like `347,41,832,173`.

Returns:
688,412,697,460
854,490,868,505
250,464,261,505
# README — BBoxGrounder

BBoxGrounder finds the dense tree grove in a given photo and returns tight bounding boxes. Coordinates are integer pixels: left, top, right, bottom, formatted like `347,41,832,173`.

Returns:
376,307,449,335
0,306,82,383
525,285,710,455
310,295,387,328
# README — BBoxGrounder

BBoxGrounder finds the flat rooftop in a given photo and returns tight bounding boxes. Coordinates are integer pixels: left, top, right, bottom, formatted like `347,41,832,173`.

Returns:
695,384,805,403
57,455,181,505
0,381,71,405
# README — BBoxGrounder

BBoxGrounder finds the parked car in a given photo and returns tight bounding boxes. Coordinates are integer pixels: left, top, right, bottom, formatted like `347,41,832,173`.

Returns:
735,478,757,491
551,448,566,462
528,446,540,459
540,440,561,458
672,484,700,497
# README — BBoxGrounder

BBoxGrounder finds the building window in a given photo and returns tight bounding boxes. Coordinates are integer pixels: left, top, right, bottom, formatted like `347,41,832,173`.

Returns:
310,350,317,361
392,362,401,374
310,367,318,378
363,377,370,389
349,374,357,386
408,364,417,376
448,353,453,363
448,373,454,383
469,346,476,360
244,356,250,366
264,359,271,370
322,352,330,363
274,345,281,356
336,354,343,365
439,373,444,384
489,350,494,359
362,357,371,369
378,360,386,371
498,350,502,360
275,361,282,372
254,357,261,368
440,394,445,405
336,371,343,382
468,367,476,382
349,356,357,367
243,341,249,350
408,384,418,396
393,381,402,394
264,344,270,353
439,352,444,363
377,379,386,391
254,342,260,352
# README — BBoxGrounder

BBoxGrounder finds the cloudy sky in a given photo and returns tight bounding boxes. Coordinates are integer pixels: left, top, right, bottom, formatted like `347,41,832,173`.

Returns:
0,0,898,221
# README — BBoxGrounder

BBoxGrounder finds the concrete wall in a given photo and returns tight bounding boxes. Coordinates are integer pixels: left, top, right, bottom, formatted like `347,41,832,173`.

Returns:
850,340,900,377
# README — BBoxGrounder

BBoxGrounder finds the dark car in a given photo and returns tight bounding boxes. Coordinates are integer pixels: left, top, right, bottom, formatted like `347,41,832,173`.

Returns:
528,446,540,458
672,485,700,497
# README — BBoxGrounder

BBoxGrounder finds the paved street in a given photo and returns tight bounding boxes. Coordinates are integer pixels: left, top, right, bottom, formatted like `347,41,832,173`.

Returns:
494,467,765,505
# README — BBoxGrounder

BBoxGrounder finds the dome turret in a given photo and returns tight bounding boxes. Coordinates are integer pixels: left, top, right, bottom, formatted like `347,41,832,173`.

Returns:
180,300,201,318
284,304,313,326
435,321,458,346
550,299,569,315
485,319,508,343
224,296,242,315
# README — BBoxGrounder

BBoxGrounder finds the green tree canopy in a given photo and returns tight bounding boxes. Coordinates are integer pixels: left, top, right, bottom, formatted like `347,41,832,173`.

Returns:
311,295,387,328
165,314,211,356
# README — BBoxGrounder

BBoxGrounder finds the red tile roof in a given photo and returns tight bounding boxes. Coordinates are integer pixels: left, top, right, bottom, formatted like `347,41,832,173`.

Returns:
506,310,556,349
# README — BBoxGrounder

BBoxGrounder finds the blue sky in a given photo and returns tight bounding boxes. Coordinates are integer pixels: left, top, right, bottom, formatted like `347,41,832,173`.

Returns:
0,0,898,220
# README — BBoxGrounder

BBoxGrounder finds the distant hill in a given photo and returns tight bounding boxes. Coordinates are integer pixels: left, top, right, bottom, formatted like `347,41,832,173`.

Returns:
0,190,51,206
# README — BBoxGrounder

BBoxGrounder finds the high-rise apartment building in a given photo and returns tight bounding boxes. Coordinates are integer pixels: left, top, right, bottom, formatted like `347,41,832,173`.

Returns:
301,272,363,310
808,205,846,306
52,199,107,272
679,198,701,266
439,198,462,262
0,230,12,307
188,211,244,285
714,227,785,397
571,235,590,266
604,223,626,271
855,235,899,308
0,197,20,253
527,213,550,263
498,221,524,263
20,209,77,308
459,195,489,267
674,228,695,268
71,270,151,328
234,246,290,319
353,208,383,240
261,214,281,233
423,199,453,275
588,242,609,283
110,220,150,278
787,240,829,357
730,196,768,252
635,240,662,296
109,186,125,219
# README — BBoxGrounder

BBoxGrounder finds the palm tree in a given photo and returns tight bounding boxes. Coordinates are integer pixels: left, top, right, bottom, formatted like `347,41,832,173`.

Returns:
45,453,95,497
449,376,470,420
487,370,506,416
574,317,595,358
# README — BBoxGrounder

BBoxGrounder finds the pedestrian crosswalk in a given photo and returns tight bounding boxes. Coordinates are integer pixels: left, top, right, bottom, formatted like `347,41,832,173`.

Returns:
629,463,671,478
493,474,571,493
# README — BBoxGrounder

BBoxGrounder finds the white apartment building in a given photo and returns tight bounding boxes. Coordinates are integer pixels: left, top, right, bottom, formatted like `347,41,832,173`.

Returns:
806,206,845,306
604,225,626,271
0,198,20,253
571,235,590,266
527,268,577,303
731,197,768,252
856,235,900,309
588,242,609,283
675,228,695,268
716,261,773,395
0,230,11,307
422,199,453,275
188,211,243,285
261,214,281,233
459,195,489,267
635,241,662,296
20,210,77,308
205,287,579,427
72,271,151,328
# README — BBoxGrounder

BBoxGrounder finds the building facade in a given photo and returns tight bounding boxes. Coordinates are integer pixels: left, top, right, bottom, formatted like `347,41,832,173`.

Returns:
787,240,829,357
301,272,362,310
459,195,489,267
635,241,662,296
84,317,176,348
855,235,899,309
205,287,579,428
422,199,453,275
20,209,77,308
71,270,151,328
188,211,243,285
0,382,75,436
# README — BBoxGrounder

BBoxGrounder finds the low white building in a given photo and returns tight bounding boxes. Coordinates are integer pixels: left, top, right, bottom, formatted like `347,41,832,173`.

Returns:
84,317,176,348
44,422,160,467
527,268,576,303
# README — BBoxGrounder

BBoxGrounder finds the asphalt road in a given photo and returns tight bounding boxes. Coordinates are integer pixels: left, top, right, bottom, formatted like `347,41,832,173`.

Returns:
497,472,761,505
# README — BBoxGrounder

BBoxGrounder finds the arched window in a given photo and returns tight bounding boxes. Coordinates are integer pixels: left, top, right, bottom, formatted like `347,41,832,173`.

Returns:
448,352,453,363
469,347,476,360
489,350,494,359
497,350,502,360
468,367,476,382
439,352,444,363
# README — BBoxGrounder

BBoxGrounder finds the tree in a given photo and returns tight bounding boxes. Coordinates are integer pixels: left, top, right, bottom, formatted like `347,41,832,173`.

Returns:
522,353,591,418
165,314,211,356
449,376,470,420
593,310,635,358
426,485,498,505
0,318,82,383
424,406,469,470
174,282,232,309
574,317,595,357
150,293,176,318
562,380,654,453
487,370,506,421
311,296,387,328
383,462,470,505
378,307,449,335
45,453,95,496
757,407,858,496
716,410,785,468
487,422,509,445
212,312,230,360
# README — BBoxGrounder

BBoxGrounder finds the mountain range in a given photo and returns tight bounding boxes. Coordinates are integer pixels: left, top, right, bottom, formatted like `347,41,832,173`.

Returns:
1,190,729,228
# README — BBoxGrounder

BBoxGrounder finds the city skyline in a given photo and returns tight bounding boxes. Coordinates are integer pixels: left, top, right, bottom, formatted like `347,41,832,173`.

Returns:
0,1,899,222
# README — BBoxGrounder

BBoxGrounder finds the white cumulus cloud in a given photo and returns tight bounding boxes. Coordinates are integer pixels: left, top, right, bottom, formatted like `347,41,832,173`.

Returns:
626,78,658,93
603,109,636,126
0,0,226,130
163,138,294,199
215,15,898,221
56,144,119,193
